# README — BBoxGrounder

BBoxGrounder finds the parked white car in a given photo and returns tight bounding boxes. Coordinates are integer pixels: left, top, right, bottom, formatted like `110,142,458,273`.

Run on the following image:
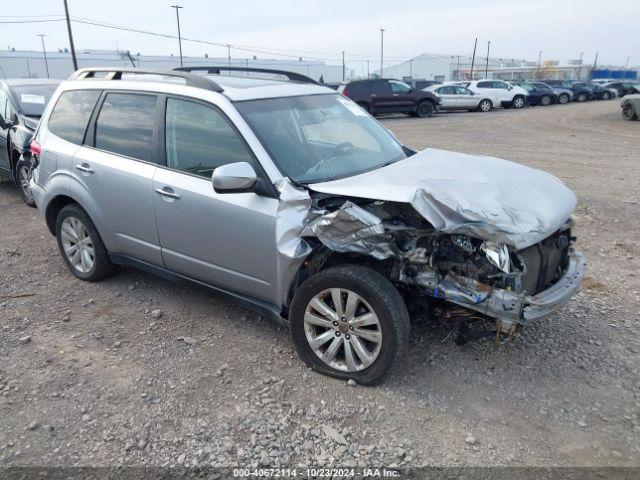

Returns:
425,84,496,112
462,80,529,109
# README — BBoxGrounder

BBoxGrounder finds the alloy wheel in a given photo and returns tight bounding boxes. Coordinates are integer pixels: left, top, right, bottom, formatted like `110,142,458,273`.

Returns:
304,288,382,372
60,217,95,273
513,97,524,108
479,100,491,112
18,165,33,204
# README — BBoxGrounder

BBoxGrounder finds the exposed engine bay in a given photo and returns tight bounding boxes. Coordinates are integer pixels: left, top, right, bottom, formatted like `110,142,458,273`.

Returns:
303,194,577,336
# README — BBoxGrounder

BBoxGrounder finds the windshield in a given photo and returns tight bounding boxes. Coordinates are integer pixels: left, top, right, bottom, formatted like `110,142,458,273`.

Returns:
13,84,58,117
236,94,407,184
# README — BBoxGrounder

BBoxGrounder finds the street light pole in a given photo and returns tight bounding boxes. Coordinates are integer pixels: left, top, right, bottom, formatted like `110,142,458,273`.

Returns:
409,58,413,79
593,51,598,70
227,44,231,66
342,51,345,81
170,5,184,67
38,34,50,78
485,41,490,77
470,37,477,80
366,60,370,78
380,28,385,77
577,51,583,79
62,0,78,70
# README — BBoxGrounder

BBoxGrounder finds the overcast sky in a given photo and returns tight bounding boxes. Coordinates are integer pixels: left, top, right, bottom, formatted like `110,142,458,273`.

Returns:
2,0,639,68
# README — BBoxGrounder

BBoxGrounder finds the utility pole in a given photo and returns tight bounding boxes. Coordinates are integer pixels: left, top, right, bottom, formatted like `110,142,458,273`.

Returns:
366,60,370,78
537,50,543,79
62,0,78,70
577,51,583,79
170,5,184,67
485,41,490,77
379,28,385,77
342,51,345,81
227,44,231,66
409,58,413,79
456,55,460,80
470,38,477,80
593,51,598,70
625,56,630,71
37,34,50,78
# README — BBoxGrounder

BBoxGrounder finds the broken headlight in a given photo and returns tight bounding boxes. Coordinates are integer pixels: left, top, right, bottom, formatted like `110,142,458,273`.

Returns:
481,242,510,273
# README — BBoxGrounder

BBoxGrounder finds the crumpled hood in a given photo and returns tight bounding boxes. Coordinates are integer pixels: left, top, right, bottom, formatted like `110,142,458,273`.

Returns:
308,148,577,250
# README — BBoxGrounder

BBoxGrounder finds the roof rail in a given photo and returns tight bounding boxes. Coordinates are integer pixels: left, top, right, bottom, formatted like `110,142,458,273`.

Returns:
68,67,224,93
174,66,319,85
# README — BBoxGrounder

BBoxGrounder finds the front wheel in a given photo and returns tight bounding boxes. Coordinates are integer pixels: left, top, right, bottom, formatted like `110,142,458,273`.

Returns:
622,102,638,121
15,158,36,207
478,99,492,112
290,265,410,385
511,95,525,109
416,101,434,118
540,95,551,106
558,93,569,104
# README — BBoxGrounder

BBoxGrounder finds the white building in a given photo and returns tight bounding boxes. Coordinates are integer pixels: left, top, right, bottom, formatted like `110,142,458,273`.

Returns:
375,53,524,82
0,49,346,83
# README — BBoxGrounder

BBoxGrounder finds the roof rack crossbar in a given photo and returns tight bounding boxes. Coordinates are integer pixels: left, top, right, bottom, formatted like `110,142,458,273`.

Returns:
68,67,224,93
174,66,319,85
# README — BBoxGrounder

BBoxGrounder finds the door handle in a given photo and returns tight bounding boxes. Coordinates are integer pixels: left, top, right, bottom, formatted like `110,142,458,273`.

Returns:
75,163,94,174
155,187,181,200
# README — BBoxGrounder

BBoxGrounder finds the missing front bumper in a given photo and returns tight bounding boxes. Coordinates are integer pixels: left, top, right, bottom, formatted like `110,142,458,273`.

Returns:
442,249,585,330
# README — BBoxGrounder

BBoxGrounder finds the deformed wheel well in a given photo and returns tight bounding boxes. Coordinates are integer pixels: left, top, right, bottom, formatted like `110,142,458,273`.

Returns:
45,195,77,235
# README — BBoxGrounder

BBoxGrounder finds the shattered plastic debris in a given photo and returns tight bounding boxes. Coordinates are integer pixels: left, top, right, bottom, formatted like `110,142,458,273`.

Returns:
275,179,313,303
308,201,396,260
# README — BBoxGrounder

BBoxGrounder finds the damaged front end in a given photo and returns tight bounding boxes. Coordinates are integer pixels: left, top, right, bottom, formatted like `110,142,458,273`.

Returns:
306,197,584,335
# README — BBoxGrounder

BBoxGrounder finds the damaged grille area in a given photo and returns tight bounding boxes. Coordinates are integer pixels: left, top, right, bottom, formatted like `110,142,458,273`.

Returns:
306,195,575,323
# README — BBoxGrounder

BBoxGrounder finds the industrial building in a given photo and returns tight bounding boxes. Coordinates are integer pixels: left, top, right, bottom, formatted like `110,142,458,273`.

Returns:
0,49,346,83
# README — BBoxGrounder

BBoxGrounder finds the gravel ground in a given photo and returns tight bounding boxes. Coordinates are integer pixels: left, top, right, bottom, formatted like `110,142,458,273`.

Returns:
0,100,639,469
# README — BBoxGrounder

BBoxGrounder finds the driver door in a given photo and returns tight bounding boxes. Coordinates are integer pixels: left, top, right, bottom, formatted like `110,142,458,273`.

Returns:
152,96,280,302
0,88,13,171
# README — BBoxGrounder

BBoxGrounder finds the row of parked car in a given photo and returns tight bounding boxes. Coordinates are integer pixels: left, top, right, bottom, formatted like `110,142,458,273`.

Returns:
333,77,640,117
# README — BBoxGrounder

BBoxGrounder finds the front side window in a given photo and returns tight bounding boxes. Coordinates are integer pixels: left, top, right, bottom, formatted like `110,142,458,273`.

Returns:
0,89,10,122
455,86,471,95
165,98,255,178
236,94,407,184
437,86,455,95
95,93,157,162
48,90,101,145
389,81,411,93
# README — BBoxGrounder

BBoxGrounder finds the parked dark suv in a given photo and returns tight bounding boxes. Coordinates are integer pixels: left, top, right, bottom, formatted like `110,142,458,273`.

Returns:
544,80,593,102
0,79,60,205
339,79,441,117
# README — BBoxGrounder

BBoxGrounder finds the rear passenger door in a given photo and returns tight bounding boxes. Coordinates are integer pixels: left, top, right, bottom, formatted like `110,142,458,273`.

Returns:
152,96,280,302
73,91,163,266
369,81,394,112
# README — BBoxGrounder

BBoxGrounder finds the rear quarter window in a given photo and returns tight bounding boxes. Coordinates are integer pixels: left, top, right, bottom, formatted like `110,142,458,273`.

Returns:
48,90,101,145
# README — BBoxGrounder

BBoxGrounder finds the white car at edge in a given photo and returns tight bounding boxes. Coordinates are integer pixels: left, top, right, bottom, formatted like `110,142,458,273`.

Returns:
461,79,529,109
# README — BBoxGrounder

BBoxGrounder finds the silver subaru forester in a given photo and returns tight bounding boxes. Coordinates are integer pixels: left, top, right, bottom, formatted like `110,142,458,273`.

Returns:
30,67,584,384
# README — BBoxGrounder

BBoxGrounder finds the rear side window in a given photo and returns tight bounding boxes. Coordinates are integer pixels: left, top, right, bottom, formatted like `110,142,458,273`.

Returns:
165,97,255,178
95,93,157,162
371,81,391,95
477,81,493,88
48,90,100,145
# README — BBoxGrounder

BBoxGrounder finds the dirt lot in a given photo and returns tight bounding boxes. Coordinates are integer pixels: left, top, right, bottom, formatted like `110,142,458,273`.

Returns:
1,100,639,469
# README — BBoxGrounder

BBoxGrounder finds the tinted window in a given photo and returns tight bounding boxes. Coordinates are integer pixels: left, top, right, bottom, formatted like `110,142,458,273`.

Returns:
455,86,471,95
437,86,455,94
493,81,509,89
165,98,254,178
48,90,101,145
347,82,367,96
0,89,10,121
477,81,493,88
371,81,391,95
95,93,157,161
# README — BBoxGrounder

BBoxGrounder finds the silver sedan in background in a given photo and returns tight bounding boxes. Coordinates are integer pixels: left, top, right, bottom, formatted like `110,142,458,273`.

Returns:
425,84,497,112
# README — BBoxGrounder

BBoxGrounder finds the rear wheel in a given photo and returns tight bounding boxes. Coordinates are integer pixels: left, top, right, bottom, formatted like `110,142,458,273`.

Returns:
55,204,115,282
478,99,492,112
290,265,410,385
15,158,35,207
558,93,570,104
622,102,638,121
540,95,551,106
511,95,525,109
416,100,434,118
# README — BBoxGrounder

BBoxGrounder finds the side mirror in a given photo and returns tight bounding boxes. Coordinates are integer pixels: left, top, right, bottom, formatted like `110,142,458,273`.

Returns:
212,162,257,193
508,85,513,91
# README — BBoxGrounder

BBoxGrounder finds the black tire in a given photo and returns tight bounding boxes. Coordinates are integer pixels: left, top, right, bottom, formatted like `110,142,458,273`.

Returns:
576,92,587,102
558,93,569,104
290,264,410,385
540,95,551,106
622,102,638,121
416,100,434,118
55,203,116,282
511,95,525,109
478,99,492,112
602,92,610,100
15,157,36,207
